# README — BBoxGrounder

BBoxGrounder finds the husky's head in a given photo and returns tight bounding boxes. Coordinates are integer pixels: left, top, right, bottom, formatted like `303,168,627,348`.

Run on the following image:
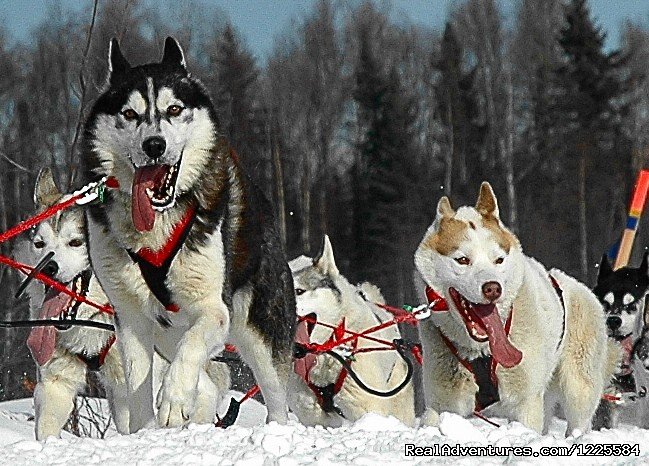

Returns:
289,236,383,345
16,168,89,289
84,37,217,233
289,235,342,323
415,182,523,367
593,253,649,341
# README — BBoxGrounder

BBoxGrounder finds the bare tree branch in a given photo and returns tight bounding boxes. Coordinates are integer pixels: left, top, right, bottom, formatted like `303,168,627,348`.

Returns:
0,150,36,174
68,0,99,189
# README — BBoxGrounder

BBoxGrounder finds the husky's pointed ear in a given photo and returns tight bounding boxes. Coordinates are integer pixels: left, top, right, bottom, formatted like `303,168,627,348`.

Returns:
34,167,61,208
108,38,131,79
162,37,186,69
640,250,649,277
597,253,613,284
313,235,339,277
436,196,455,219
476,182,499,218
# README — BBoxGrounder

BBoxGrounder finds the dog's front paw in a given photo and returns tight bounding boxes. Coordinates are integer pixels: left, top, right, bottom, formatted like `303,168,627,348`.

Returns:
156,368,197,428
421,408,440,427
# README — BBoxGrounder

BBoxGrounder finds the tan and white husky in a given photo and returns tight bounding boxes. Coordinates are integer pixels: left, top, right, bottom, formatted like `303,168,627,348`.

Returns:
14,168,128,439
288,236,415,427
414,182,618,435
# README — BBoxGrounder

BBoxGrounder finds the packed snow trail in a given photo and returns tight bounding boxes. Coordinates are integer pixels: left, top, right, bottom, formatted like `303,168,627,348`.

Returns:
1,395,649,465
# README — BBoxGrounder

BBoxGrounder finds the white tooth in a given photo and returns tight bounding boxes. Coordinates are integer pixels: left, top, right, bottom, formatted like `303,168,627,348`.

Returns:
146,188,154,198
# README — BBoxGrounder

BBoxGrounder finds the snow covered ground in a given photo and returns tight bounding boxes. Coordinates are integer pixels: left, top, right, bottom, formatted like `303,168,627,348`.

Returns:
2,395,649,465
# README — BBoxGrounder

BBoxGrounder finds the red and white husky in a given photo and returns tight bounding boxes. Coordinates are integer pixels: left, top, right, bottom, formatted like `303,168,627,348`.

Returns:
414,182,618,435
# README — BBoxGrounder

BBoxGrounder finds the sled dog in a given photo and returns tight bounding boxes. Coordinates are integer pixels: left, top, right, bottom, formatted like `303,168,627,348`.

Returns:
288,236,415,427
593,253,649,429
414,182,618,435
14,168,128,439
81,37,295,431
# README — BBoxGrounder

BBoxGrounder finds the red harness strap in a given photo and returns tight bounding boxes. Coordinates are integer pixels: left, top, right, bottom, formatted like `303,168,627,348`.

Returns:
129,203,197,313
77,333,116,371
438,310,514,411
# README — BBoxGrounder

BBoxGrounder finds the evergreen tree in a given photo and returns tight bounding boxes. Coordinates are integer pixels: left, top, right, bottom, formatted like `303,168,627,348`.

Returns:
554,0,631,279
435,22,482,204
207,23,268,188
352,28,419,302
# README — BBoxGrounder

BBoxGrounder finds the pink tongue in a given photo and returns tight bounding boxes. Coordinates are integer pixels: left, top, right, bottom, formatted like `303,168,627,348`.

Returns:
27,289,73,366
132,166,168,232
473,304,523,368
293,320,317,381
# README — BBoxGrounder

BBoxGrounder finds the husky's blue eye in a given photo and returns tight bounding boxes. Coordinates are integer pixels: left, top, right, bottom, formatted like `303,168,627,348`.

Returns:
167,105,183,117
122,109,138,120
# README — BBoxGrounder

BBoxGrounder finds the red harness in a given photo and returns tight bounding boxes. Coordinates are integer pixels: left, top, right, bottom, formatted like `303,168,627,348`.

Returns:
76,333,116,371
426,275,565,412
294,317,356,415
129,204,197,313
426,285,514,411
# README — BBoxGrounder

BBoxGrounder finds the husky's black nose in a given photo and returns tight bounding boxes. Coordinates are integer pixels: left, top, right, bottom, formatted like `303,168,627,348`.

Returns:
41,260,58,279
142,136,166,159
606,315,622,331
482,281,502,302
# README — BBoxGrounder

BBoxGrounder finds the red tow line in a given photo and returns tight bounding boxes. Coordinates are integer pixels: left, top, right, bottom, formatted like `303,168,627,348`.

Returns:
0,177,119,316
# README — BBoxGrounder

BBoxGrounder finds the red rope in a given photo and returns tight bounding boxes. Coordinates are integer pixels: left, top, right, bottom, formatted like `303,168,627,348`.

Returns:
0,194,84,245
473,410,501,428
0,178,118,316
298,314,397,350
240,384,261,403
375,303,419,326
0,255,114,315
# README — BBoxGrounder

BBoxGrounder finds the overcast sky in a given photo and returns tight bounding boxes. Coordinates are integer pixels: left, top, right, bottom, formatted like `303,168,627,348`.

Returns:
2,0,649,60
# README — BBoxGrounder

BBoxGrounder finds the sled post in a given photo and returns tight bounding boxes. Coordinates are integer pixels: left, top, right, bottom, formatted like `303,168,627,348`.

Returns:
614,169,649,270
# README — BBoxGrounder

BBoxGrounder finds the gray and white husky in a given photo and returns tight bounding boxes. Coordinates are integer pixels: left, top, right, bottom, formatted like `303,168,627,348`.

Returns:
14,168,128,439
80,37,295,432
288,236,415,427
414,182,618,436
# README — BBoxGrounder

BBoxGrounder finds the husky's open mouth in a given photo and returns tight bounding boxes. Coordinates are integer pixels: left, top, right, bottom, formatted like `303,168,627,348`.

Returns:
448,287,523,368
132,158,182,232
27,271,90,366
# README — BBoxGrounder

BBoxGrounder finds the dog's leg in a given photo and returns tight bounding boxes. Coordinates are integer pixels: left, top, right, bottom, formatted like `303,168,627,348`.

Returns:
86,218,156,432
286,374,343,427
156,299,229,428
542,384,559,434
34,352,86,440
419,320,475,426
513,392,544,433
190,361,230,424
232,324,291,424
116,310,156,433
100,345,129,434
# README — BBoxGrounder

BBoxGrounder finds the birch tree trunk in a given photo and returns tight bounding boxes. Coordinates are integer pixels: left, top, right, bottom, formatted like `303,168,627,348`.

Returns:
272,140,287,249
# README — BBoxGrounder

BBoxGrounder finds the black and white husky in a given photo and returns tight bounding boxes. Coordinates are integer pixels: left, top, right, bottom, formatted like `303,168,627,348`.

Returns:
593,253,649,429
288,236,415,427
14,168,128,439
81,37,295,432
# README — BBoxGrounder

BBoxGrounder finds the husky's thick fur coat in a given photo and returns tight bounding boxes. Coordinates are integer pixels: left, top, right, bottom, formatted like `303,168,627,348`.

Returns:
593,254,649,429
81,38,295,431
288,236,415,427
14,169,128,439
414,182,618,435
